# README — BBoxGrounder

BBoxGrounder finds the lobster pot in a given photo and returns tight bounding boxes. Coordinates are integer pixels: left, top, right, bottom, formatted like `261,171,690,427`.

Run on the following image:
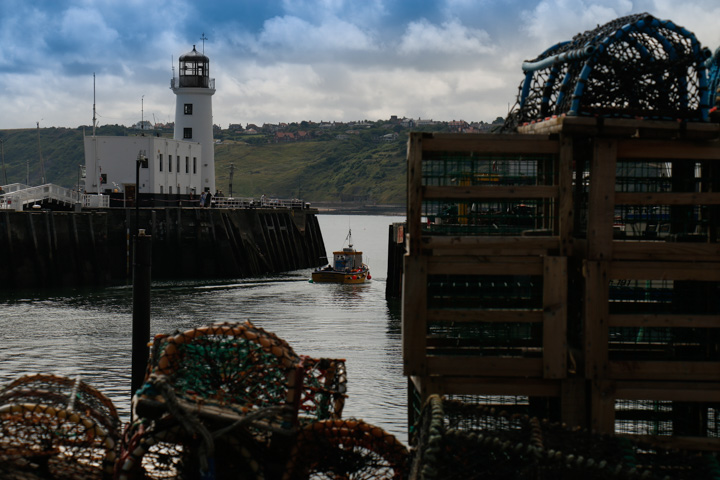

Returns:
410,395,720,480
118,321,354,479
506,13,711,129
0,374,120,480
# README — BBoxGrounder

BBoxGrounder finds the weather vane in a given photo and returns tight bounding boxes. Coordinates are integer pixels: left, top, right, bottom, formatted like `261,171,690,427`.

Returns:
200,33,208,54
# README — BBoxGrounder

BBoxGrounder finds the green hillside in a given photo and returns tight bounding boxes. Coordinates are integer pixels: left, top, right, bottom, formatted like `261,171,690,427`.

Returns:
0,120,501,204
214,137,405,203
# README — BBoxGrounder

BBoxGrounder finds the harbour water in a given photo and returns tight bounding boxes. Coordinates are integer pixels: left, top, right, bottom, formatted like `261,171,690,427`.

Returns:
0,214,408,444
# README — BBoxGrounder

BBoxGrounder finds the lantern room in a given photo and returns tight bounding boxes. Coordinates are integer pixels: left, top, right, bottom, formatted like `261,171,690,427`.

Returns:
178,45,210,88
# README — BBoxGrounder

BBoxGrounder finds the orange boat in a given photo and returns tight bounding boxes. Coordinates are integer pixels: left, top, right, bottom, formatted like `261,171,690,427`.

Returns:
311,230,371,284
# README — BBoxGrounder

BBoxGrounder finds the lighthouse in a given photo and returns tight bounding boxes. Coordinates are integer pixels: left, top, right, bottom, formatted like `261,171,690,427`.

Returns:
171,45,216,194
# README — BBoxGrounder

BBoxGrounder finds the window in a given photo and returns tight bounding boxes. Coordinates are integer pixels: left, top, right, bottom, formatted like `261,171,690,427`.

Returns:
185,157,189,173
177,156,180,172
160,185,163,194
169,186,172,194
184,128,192,139
193,157,197,174
184,103,193,115
169,155,172,172
159,154,163,172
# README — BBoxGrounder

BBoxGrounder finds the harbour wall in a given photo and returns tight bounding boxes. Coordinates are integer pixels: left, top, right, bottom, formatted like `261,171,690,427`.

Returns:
0,207,327,290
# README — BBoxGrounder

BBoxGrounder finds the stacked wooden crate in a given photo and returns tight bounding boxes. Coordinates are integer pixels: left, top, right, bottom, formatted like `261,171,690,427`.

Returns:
403,132,577,424
404,118,720,449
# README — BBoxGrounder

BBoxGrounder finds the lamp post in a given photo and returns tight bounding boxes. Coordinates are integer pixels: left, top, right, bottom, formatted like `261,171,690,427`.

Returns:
0,138,7,185
229,163,235,198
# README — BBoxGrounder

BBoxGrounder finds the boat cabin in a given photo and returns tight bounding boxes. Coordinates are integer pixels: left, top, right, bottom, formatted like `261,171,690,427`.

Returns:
333,248,363,271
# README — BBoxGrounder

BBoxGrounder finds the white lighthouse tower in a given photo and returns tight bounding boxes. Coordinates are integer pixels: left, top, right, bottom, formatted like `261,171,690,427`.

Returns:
171,45,216,194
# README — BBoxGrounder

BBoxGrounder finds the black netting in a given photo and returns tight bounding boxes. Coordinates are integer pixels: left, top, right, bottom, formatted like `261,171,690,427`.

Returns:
505,13,711,130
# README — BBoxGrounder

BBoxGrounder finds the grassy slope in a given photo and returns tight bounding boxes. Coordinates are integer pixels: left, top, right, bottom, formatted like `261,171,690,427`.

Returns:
214,137,406,203
0,126,407,204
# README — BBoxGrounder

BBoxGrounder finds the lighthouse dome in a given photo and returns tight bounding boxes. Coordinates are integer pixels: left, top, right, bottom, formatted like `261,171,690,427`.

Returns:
179,45,209,63
178,45,210,88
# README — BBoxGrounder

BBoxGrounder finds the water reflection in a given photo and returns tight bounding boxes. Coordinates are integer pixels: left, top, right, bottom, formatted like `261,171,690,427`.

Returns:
0,214,408,444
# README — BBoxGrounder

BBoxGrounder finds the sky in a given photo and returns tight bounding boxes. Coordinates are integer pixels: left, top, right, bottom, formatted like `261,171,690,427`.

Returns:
1,0,720,130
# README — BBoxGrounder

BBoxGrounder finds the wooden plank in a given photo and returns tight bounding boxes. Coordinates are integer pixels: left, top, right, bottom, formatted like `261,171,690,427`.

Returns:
584,261,609,379
402,255,427,376
426,255,544,276
587,139,617,260
561,379,586,428
618,138,720,160
543,256,567,379
615,192,720,206
427,309,544,323
558,135,574,256
612,241,720,262
426,356,544,377
420,133,560,155
608,261,720,281
614,381,720,402
422,235,560,251
609,361,720,381
407,133,424,256
432,377,561,397
621,435,720,452
591,380,616,434
422,185,559,200
609,314,720,328
422,236,560,256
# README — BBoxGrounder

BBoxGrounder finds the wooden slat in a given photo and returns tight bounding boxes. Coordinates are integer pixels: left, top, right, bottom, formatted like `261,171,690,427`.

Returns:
421,236,560,256
427,377,561,397
422,185,558,200
584,261,609,379
427,309,544,323
612,241,720,262
426,255,544,276
591,380,616,434
609,361,720,381
543,256,567,379
615,192,720,205
614,381,720,402
426,356,543,377
587,139,617,260
609,314,720,328
420,133,560,155
618,138,720,160
622,435,720,452
608,261,720,281
402,255,427,376
407,133,423,255
558,135,574,256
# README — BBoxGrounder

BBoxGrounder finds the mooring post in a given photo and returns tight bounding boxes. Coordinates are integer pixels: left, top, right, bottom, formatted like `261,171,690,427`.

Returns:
131,230,152,402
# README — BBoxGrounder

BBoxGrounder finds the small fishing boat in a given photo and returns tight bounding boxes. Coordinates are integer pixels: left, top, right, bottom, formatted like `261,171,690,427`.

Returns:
311,230,371,284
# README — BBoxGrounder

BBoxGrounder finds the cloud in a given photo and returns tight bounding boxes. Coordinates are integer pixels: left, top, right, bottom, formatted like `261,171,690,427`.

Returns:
255,15,380,58
398,18,494,56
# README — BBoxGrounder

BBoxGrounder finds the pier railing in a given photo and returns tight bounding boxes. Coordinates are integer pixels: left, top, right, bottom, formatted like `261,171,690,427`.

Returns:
213,196,306,209
0,183,301,211
1,183,80,211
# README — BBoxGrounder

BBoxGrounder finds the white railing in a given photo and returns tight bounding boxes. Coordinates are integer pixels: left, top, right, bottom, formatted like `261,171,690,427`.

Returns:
0,183,299,211
213,196,306,209
0,183,109,211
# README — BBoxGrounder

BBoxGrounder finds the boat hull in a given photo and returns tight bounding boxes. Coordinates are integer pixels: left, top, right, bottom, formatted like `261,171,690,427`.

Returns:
311,268,370,284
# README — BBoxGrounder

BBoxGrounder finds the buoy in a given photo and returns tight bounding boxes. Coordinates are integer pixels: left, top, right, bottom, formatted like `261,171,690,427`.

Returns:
352,275,357,280
367,274,371,280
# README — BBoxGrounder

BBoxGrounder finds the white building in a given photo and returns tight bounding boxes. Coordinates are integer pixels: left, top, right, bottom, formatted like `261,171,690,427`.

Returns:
83,45,216,198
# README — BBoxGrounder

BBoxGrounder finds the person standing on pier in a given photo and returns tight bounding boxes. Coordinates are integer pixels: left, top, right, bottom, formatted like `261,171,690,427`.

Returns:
200,190,206,208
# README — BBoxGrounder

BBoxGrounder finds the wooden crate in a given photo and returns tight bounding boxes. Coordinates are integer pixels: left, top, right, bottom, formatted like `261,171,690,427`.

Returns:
403,132,572,421
404,121,720,446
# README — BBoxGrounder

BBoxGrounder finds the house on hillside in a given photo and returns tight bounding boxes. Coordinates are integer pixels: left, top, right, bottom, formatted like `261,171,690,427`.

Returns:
275,132,295,142
448,120,469,132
